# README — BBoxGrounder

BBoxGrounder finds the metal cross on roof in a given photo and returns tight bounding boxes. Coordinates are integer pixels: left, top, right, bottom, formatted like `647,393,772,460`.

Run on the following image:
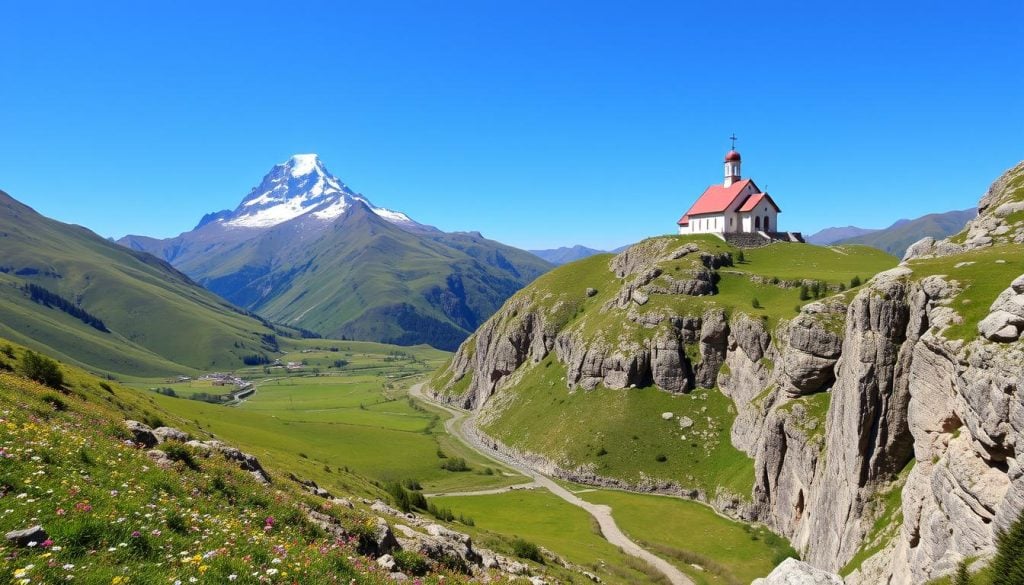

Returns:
729,133,738,150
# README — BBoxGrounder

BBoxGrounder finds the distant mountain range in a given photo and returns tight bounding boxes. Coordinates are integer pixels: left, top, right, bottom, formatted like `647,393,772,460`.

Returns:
528,245,606,265
0,190,294,377
807,208,976,257
118,155,551,351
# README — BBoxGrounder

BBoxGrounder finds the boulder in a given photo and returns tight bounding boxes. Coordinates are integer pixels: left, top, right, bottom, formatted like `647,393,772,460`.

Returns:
152,426,189,444
751,558,843,584
376,554,396,571
124,420,157,448
4,525,47,547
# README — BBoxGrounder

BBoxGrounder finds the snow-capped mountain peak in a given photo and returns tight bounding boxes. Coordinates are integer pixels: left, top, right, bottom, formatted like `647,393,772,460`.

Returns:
219,154,418,229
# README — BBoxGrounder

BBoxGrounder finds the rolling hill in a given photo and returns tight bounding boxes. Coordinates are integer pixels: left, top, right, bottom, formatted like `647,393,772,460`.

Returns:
528,244,606,265
119,155,552,350
0,190,293,378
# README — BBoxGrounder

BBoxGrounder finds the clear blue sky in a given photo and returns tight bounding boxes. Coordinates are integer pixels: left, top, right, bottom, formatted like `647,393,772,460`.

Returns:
1,1,1021,250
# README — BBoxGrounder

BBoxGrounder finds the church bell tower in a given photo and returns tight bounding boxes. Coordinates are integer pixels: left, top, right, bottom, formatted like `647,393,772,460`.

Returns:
724,134,741,187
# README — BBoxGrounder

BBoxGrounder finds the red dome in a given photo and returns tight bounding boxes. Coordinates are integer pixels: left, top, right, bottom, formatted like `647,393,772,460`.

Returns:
724,150,741,162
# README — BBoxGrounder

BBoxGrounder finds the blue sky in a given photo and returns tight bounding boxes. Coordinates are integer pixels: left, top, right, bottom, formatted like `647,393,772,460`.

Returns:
1,1,1021,250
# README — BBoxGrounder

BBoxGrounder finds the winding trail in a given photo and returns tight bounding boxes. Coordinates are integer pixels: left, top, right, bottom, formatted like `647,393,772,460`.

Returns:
409,383,694,585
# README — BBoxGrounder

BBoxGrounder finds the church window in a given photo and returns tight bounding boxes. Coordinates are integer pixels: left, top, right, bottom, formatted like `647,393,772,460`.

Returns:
755,216,761,230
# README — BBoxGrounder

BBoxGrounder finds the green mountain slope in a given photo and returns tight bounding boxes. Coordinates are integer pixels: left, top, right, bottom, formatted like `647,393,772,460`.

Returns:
835,208,976,257
118,155,552,351
128,202,551,351
0,190,288,377
430,238,897,501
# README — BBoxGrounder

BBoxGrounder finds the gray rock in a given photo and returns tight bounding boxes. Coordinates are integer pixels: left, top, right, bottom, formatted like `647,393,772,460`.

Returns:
152,426,189,443
376,553,396,571
678,416,694,429
586,287,598,297
5,525,47,547
752,558,843,584
124,420,157,448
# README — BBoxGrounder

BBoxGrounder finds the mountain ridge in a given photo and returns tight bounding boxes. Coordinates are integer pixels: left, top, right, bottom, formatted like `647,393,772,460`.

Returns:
117,155,552,350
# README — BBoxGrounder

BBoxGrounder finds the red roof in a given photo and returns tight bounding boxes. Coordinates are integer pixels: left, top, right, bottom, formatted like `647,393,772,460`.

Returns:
676,179,752,225
738,192,781,213
677,178,782,225
725,150,741,162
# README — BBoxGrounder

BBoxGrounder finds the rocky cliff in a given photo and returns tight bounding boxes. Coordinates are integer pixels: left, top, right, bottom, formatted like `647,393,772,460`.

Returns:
430,161,1024,582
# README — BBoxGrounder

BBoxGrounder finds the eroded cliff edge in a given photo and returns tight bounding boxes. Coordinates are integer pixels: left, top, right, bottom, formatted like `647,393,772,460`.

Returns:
429,161,1024,583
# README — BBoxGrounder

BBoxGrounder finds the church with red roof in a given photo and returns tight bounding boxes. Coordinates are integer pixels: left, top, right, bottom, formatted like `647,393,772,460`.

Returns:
677,142,799,244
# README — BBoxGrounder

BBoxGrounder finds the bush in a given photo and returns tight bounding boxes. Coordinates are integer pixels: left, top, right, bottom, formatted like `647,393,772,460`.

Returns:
41,393,68,411
655,454,668,462
851,275,862,287
751,297,761,309
160,443,200,471
440,457,470,472
511,538,544,563
393,550,430,576
799,285,811,301
21,350,64,389
596,446,608,456
954,559,970,585
385,481,427,512
428,503,454,522
991,509,1024,585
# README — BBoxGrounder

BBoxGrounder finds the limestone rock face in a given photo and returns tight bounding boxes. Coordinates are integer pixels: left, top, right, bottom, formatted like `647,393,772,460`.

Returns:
752,558,843,585
430,161,1024,585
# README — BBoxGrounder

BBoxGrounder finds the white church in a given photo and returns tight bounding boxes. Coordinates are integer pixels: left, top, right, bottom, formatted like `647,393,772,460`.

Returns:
677,141,801,243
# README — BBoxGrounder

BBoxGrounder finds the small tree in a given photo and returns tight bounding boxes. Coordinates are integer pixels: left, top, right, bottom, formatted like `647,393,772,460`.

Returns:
954,559,970,585
21,351,64,389
751,298,762,309
992,509,1024,585
851,275,862,288
799,284,811,301
736,250,745,263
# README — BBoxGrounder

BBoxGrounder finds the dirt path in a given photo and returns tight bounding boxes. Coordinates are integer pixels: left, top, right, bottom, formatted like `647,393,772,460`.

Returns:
409,384,694,585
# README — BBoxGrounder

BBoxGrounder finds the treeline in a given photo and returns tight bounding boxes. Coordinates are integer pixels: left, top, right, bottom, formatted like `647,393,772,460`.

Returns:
22,284,109,332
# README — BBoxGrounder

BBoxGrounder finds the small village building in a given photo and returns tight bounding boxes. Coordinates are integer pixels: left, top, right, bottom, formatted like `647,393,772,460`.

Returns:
677,140,802,245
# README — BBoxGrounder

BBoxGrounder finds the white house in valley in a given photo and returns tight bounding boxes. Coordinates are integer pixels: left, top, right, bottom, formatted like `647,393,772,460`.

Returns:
677,144,796,243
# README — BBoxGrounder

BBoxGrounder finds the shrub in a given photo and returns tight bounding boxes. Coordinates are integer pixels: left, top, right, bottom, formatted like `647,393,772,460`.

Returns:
736,250,745,263
385,481,427,512
42,392,68,411
596,446,608,456
991,509,1024,585
799,285,811,301
655,454,668,462
20,350,64,389
160,443,200,471
751,298,762,309
440,457,470,472
511,538,544,563
393,550,430,575
954,560,970,585
851,275,862,287
428,503,454,522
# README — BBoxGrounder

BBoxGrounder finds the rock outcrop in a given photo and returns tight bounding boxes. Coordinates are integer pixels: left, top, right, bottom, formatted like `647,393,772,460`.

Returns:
430,160,1024,584
752,558,843,585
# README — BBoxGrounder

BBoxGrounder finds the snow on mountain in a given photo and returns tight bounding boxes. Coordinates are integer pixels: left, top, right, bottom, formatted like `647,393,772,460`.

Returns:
220,154,418,229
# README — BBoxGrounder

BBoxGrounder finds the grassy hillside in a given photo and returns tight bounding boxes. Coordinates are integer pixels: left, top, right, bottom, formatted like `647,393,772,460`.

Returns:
437,236,897,499
0,191,296,378
0,342,485,585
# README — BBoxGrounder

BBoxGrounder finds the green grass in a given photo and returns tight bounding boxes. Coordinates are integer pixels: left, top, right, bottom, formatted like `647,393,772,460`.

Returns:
736,243,897,284
481,355,755,499
907,245,1024,340
133,341,524,496
431,490,663,584
576,489,797,584
0,340,478,585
